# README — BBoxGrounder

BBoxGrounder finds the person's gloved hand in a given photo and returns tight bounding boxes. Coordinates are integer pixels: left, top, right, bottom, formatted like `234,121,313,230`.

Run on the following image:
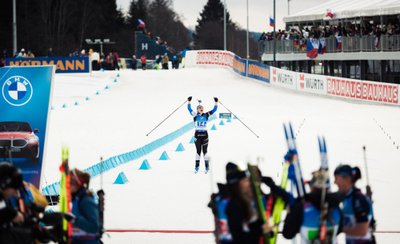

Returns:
188,96,192,102
284,149,297,162
214,97,218,102
262,176,276,188
64,213,76,224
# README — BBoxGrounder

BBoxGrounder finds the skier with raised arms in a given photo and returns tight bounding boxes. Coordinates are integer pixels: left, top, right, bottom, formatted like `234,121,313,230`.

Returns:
187,96,218,173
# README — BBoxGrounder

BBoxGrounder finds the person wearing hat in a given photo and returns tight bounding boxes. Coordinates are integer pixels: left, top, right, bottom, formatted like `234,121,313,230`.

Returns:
187,96,218,173
282,169,344,243
70,168,100,244
225,162,282,244
0,162,33,243
17,48,26,58
334,165,374,244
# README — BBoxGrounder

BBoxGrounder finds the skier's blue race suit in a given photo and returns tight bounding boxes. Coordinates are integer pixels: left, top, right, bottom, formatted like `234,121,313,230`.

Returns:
283,192,343,244
188,103,217,169
342,187,374,244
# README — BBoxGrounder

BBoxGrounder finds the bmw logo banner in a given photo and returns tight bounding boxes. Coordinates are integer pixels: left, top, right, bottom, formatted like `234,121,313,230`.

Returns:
0,65,55,189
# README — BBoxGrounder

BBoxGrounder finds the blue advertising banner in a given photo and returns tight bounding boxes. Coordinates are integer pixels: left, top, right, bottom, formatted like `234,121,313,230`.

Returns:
5,57,90,73
247,60,270,83
232,55,246,76
0,65,54,188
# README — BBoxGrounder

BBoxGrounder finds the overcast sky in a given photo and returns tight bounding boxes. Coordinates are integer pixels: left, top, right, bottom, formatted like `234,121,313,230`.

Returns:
116,0,321,32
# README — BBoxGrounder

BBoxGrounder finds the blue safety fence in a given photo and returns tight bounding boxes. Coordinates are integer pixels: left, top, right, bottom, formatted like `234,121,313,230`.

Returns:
42,114,216,195
232,55,246,76
247,60,270,83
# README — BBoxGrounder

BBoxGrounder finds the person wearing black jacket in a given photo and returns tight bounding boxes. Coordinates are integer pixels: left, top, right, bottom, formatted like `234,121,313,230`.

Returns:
225,162,289,244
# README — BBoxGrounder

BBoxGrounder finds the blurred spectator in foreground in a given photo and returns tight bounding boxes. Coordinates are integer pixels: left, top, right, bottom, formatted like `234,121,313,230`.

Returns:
70,168,100,244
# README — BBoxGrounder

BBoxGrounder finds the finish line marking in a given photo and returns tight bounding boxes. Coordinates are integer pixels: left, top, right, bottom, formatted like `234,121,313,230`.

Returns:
106,229,213,234
106,229,400,234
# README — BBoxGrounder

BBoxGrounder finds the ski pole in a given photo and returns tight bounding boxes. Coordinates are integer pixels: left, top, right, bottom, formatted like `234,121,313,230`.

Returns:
146,99,187,136
363,145,377,233
97,156,106,239
218,100,260,138
362,146,372,198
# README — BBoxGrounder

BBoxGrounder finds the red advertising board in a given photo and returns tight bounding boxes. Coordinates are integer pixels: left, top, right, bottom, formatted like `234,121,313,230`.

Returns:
327,77,398,104
196,51,234,67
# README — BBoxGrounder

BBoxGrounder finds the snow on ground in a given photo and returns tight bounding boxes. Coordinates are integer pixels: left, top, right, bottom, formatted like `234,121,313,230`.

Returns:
44,68,400,243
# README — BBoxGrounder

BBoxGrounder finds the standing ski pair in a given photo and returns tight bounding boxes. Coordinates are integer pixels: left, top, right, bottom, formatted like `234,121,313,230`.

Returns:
187,96,218,174
281,123,343,244
282,124,377,244
253,123,338,244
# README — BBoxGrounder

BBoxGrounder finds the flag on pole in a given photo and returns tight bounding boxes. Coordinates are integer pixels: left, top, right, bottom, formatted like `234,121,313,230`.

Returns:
136,19,146,29
306,38,319,59
325,9,335,18
335,33,342,50
269,17,275,27
319,37,327,54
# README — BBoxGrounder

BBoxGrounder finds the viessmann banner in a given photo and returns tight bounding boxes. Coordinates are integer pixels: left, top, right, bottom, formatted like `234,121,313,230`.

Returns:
6,56,90,73
0,65,54,188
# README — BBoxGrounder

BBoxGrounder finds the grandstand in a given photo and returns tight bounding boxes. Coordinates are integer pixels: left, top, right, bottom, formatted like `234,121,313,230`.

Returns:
259,0,400,84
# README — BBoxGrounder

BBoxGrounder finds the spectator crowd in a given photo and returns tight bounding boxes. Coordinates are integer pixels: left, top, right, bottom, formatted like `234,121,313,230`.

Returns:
259,21,400,51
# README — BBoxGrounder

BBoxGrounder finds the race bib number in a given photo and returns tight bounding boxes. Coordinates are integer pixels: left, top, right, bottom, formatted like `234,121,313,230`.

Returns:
195,121,207,130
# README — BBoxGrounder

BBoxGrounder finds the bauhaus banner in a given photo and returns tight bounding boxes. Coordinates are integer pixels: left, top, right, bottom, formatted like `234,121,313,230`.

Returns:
0,65,54,188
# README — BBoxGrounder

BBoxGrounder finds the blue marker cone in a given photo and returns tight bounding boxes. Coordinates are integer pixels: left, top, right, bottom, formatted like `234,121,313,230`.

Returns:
96,91,100,95
85,97,90,101
139,159,151,170
113,79,118,83
159,151,170,160
74,101,79,106
189,136,195,144
117,73,120,78
105,85,109,90
62,104,67,108
176,143,185,152
100,68,104,72
113,172,128,184
211,124,217,130
219,120,225,126
227,118,231,123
